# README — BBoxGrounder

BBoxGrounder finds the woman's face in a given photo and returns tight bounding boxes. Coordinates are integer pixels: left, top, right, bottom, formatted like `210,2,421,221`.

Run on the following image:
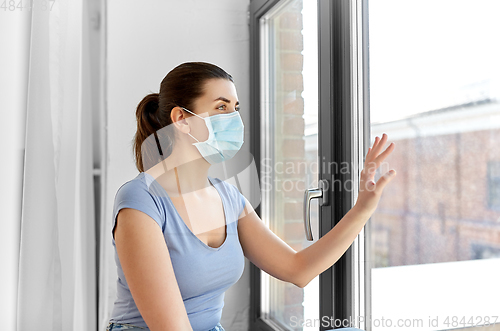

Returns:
185,78,240,142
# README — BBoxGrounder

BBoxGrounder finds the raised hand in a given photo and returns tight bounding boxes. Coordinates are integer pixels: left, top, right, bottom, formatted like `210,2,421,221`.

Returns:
354,133,396,215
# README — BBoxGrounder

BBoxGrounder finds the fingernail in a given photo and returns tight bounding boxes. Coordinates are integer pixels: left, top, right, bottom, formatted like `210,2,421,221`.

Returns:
389,170,396,176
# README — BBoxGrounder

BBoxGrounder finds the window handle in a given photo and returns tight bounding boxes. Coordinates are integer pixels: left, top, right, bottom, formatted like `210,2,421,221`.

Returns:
303,179,329,241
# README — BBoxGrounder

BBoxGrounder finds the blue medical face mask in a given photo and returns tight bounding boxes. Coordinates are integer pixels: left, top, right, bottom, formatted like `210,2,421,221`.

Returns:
182,107,244,164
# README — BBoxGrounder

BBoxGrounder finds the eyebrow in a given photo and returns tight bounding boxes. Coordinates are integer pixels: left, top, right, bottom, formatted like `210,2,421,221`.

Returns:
214,97,239,105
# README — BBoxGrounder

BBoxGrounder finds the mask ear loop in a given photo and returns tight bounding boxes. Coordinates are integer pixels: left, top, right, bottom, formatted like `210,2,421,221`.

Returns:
181,106,203,118
181,107,204,144
187,132,201,143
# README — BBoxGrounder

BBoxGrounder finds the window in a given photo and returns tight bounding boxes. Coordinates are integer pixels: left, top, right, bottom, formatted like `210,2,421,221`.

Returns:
367,1,500,329
256,0,321,329
252,1,500,331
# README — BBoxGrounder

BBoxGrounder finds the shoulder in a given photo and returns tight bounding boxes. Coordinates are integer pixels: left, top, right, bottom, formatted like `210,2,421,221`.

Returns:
115,173,165,203
113,173,167,231
209,176,241,199
209,176,246,215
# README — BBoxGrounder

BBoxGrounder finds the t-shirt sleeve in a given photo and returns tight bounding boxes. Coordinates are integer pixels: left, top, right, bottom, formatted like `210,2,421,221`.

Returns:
225,180,247,219
237,188,247,217
112,179,166,241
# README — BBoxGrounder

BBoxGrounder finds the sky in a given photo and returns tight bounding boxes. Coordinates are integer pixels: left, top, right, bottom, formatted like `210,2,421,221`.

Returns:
369,0,500,123
301,0,500,125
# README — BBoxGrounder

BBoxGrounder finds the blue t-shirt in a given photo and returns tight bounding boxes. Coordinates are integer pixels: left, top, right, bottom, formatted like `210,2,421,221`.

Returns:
109,172,246,331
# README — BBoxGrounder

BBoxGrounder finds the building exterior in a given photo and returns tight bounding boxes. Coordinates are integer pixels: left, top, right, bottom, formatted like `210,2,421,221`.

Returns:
370,99,500,267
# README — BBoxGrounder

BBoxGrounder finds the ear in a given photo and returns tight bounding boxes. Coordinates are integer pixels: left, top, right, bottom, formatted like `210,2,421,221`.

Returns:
170,107,190,134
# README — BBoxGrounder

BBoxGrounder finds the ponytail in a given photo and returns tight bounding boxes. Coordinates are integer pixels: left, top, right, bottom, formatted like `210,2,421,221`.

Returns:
133,93,166,173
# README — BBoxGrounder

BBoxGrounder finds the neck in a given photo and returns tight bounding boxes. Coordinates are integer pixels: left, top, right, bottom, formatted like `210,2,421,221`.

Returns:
148,142,212,195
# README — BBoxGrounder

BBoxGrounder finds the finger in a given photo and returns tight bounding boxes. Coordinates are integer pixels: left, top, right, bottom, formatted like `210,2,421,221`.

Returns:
373,142,395,166
367,134,386,164
364,161,378,178
365,141,376,165
360,177,376,192
370,133,388,161
375,169,396,193
364,147,372,163
368,137,380,162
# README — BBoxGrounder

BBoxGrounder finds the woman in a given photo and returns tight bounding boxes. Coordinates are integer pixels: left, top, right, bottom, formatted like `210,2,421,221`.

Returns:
107,62,396,331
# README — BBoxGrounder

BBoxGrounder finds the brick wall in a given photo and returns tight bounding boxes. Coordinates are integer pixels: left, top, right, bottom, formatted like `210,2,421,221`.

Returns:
272,0,306,329
371,128,500,267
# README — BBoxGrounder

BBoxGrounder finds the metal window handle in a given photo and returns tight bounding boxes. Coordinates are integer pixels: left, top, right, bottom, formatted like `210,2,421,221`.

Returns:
303,179,329,241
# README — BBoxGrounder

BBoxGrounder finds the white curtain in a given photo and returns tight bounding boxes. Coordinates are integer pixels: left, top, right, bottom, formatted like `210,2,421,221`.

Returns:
17,0,96,330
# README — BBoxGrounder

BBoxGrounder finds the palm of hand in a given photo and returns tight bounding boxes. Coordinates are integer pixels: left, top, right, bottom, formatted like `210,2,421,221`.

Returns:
356,133,396,214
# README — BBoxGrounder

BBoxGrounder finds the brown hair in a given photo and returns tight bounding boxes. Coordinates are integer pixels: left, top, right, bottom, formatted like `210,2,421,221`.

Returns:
133,62,234,172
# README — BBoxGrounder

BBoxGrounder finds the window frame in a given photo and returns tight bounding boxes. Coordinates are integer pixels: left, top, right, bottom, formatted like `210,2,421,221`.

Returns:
249,0,371,330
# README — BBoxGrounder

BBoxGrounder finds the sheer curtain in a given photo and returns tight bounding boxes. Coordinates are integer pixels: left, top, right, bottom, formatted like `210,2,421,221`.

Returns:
17,0,96,330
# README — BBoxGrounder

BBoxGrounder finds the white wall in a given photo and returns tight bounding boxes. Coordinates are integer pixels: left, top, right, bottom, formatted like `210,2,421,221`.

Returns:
103,1,251,330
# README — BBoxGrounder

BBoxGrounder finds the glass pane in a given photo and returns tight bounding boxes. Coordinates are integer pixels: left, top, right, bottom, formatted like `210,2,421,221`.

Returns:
260,0,320,330
368,1,500,330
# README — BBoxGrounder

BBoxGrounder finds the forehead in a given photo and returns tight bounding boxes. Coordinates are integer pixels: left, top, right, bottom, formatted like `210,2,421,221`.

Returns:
199,79,238,102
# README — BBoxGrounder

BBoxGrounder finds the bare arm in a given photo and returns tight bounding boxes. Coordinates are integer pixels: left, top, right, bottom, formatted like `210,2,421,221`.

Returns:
114,208,193,331
295,133,396,287
238,134,396,289
293,205,372,287
237,200,302,287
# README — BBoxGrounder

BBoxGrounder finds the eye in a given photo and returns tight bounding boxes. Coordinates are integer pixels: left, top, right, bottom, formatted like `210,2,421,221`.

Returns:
217,104,240,112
